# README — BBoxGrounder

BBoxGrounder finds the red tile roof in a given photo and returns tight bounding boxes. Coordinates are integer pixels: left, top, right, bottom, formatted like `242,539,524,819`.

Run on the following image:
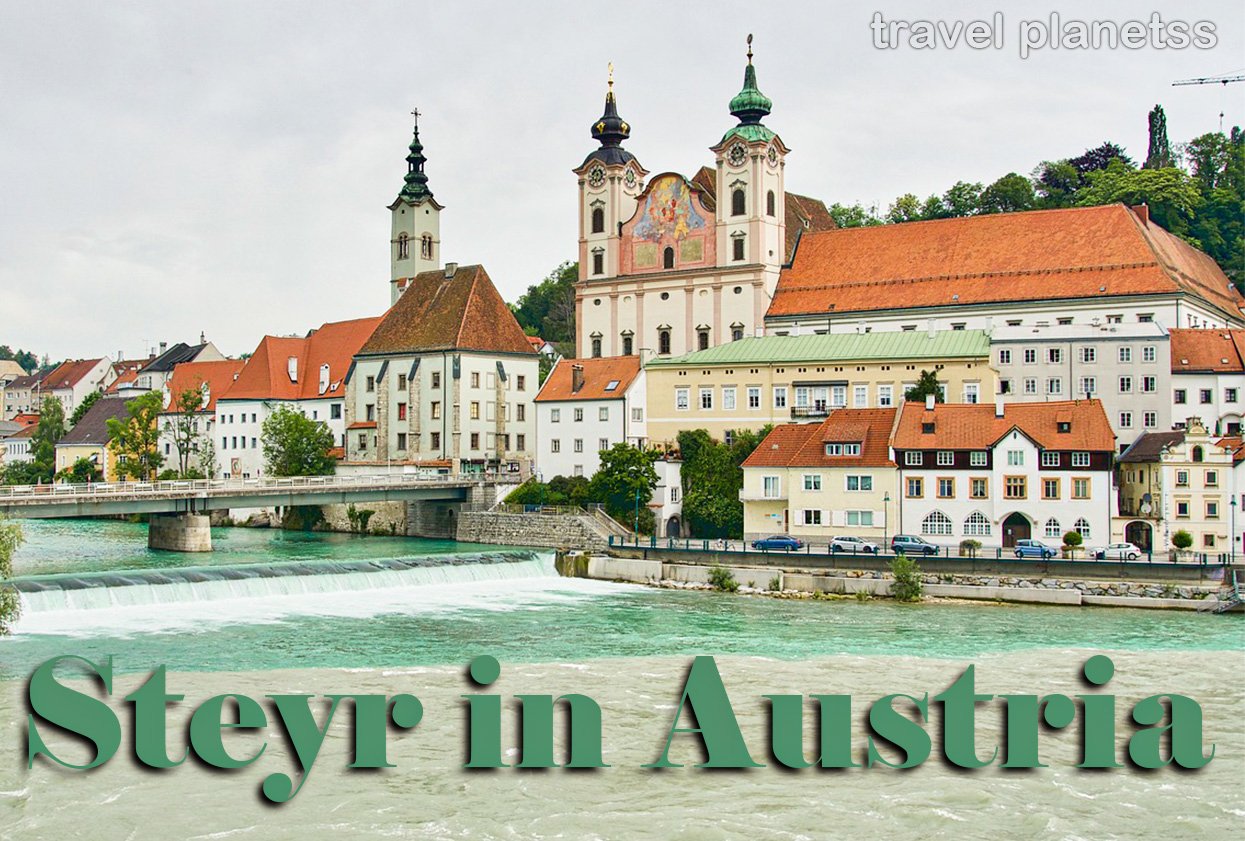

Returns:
221,317,382,402
743,408,897,468
892,400,1115,452
346,421,377,430
526,336,546,350
1169,329,1245,373
769,204,1245,321
11,413,40,427
40,358,104,392
361,264,535,357
161,360,245,413
535,356,641,402
1216,436,1244,465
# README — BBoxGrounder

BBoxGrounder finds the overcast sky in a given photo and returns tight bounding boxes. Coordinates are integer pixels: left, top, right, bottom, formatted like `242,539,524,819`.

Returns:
3,1,1243,361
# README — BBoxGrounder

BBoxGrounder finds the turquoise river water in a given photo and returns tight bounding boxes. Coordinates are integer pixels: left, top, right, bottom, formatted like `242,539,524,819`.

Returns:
1,519,1242,840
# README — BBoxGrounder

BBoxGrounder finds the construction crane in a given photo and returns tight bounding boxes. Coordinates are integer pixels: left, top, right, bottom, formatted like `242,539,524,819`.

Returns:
1172,72,1245,131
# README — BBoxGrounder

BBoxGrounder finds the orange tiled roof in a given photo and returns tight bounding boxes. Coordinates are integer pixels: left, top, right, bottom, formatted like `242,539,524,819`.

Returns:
346,421,377,430
361,265,535,357
743,408,897,468
769,204,1245,321
39,358,104,391
535,356,641,402
11,413,40,428
221,317,382,402
892,400,1115,452
526,336,546,350
1169,329,1245,373
1216,436,1244,464
161,359,245,413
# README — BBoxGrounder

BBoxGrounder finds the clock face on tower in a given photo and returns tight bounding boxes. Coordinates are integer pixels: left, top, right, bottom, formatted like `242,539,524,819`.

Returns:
588,166,605,188
727,144,747,167
767,145,779,166
624,168,637,188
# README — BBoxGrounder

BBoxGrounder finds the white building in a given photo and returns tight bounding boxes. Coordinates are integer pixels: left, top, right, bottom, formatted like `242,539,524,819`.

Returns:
157,359,244,478
214,317,381,478
891,398,1117,550
1169,329,1244,436
990,322,1171,449
39,358,114,417
132,339,226,394
534,355,646,479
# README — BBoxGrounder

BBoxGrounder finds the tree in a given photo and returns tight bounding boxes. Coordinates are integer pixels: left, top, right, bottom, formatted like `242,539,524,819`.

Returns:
941,181,983,217
676,428,771,539
1033,160,1081,207
0,346,38,373
904,369,943,403
885,193,924,223
828,202,883,228
167,385,211,477
1171,530,1193,551
68,389,102,427
890,555,924,602
1,461,45,486
56,456,102,484
28,396,65,483
510,261,578,349
978,173,1036,214
0,517,22,635
1077,161,1202,237
1069,142,1134,176
261,405,336,476
107,391,164,480
1145,105,1173,170
589,443,658,530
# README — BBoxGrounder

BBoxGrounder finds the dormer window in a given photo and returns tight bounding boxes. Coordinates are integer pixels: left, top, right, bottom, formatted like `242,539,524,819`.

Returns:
1057,421,1071,433
397,233,410,260
824,442,862,456
287,356,298,383
318,363,330,395
921,422,935,434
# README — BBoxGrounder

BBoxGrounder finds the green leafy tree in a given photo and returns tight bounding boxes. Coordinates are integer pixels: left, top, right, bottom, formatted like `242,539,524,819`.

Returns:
885,193,924,223
0,517,22,634
1,461,45,486
1033,160,1081,207
677,428,771,539
261,404,336,476
510,261,578,348
890,555,924,602
978,172,1036,214
107,391,164,480
904,369,943,403
1077,161,1202,237
941,181,983,217
0,346,38,373
828,202,883,228
589,443,658,530
29,396,65,483
68,390,102,427
1171,530,1193,550
1070,142,1134,176
1144,105,1173,170
167,385,214,478
56,456,102,484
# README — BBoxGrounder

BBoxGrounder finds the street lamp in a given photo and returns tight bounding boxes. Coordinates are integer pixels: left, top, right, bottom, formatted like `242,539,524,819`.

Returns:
1231,496,1238,565
883,491,891,550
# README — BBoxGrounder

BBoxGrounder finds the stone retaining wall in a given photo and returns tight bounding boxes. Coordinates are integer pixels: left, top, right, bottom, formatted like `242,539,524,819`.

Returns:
457,512,609,551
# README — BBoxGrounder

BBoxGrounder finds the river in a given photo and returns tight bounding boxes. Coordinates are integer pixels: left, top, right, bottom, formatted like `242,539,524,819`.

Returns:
1,519,1242,839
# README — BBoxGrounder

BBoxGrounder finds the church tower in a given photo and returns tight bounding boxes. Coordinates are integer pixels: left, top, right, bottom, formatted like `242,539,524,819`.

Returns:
710,36,787,286
389,113,444,304
573,66,647,288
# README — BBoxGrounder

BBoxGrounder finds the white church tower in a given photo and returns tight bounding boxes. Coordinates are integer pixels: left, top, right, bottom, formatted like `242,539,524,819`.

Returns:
389,112,443,304
710,36,788,287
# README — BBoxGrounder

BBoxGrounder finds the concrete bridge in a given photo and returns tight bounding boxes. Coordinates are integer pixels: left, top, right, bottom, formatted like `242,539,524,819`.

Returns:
0,474,491,551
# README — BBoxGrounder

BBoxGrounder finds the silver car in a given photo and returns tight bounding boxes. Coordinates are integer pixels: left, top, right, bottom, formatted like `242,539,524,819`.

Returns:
1093,542,1143,561
830,536,880,554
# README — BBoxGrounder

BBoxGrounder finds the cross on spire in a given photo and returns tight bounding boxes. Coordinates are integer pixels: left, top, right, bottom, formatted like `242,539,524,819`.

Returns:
410,107,421,127
746,33,753,64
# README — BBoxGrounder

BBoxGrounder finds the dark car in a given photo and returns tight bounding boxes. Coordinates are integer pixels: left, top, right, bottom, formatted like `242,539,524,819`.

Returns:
751,535,804,551
890,534,939,556
1013,539,1056,559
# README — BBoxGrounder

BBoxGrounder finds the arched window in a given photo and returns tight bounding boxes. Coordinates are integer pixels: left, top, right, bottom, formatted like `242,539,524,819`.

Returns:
732,235,745,262
766,190,776,217
591,207,604,234
591,337,602,358
698,329,710,351
732,188,746,217
1044,518,1061,538
1192,445,1204,462
963,512,991,536
732,327,744,342
658,330,671,355
1074,518,1092,540
420,234,433,259
397,233,409,260
921,511,953,536
663,247,675,269
621,335,633,356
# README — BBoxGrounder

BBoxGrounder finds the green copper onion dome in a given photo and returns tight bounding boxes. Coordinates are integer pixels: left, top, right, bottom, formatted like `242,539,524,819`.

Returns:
398,117,434,202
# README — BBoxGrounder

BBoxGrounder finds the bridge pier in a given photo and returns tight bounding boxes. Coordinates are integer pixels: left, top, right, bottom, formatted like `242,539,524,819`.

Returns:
149,513,212,552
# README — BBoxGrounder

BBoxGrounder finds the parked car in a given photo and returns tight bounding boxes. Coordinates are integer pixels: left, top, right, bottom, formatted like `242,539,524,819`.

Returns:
890,534,939,556
1093,542,1143,561
1014,539,1056,559
751,535,804,551
830,536,880,554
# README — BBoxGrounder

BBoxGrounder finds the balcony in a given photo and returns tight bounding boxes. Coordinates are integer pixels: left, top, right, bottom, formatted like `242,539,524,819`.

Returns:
791,405,840,420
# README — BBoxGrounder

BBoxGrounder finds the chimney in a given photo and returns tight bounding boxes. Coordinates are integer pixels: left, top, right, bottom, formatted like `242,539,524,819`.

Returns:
444,262,458,278
924,394,935,411
571,364,585,394
199,331,206,345
159,341,167,355
995,398,1005,418
1131,204,1149,226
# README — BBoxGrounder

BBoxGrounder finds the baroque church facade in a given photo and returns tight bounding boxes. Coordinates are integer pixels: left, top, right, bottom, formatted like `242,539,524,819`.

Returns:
573,44,835,360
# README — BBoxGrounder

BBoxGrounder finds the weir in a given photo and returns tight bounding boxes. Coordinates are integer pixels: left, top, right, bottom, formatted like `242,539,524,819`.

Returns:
13,551,546,613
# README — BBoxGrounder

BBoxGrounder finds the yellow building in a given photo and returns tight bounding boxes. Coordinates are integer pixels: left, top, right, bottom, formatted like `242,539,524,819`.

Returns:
740,409,899,543
1116,417,1235,554
644,330,994,446
54,396,128,481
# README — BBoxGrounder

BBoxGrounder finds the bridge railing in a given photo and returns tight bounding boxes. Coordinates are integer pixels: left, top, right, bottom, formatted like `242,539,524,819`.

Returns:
0,471,495,502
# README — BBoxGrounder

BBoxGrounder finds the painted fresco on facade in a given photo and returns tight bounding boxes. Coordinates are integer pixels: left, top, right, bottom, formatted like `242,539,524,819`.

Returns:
633,175,706,243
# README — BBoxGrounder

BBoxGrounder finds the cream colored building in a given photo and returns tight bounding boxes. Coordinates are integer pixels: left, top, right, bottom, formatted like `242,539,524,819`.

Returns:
1117,417,1235,554
741,409,898,543
644,330,994,446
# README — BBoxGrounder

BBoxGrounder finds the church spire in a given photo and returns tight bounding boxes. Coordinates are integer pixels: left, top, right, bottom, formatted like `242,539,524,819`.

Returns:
398,109,434,203
580,64,636,168
729,34,773,126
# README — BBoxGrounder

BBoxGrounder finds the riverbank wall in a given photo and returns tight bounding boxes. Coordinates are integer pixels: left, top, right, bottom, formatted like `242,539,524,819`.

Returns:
558,554,1232,611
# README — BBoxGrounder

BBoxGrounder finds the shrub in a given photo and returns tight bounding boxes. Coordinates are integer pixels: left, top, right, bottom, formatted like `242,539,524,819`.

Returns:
1062,530,1083,548
345,504,375,534
707,565,739,592
768,576,781,592
890,554,924,603
959,539,982,558
0,517,23,635
854,589,873,602
1171,530,1194,550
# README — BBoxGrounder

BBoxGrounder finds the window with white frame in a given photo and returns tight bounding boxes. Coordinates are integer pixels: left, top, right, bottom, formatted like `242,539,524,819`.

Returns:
599,438,609,451
1023,378,1037,395
937,450,954,466
598,406,609,422
763,476,781,498
846,510,874,527
905,451,923,466
1143,411,1157,427
675,388,689,410
773,386,788,409
1048,348,1063,364
1118,347,1132,363
1044,518,1061,538
877,385,893,407
1080,347,1096,363
1118,376,1132,393
1072,452,1091,467
1007,450,1025,466
998,349,1012,365
1141,376,1156,393
722,387,736,410
573,439,583,453
574,407,584,422
1047,377,1063,395
802,509,822,526
794,387,809,408
831,385,847,407
846,475,873,491
1041,451,1060,467
1078,376,1096,396
963,512,991,536
963,383,979,404
803,474,821,491
747,387,760,409
1024,348,1037,364
824,443,862,456
1074,517,1091,539
1119,412,1133,428
853,385,868,408
1142,346,1156,362
970,451,987,466
921,511,953,536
